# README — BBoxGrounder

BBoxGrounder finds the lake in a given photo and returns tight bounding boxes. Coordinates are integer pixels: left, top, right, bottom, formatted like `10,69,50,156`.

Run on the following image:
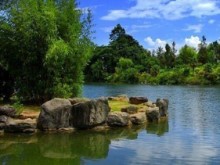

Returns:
1,84,220,165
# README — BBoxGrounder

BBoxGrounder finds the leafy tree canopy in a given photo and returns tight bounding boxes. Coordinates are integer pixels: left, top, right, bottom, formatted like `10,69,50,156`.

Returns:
0,0,93,102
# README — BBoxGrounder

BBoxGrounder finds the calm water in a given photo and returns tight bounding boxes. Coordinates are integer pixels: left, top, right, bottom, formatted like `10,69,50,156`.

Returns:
1,84,220,165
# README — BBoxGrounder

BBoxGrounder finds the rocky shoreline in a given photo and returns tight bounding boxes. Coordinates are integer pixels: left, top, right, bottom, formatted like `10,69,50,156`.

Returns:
0,96,168,134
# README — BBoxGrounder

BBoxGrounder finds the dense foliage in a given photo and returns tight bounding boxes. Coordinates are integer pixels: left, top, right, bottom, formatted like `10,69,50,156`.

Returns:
85,24,220,85
0,0,93,102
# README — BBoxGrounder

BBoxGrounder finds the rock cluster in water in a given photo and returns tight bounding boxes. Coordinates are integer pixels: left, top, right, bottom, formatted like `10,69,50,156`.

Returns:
0,96,168,134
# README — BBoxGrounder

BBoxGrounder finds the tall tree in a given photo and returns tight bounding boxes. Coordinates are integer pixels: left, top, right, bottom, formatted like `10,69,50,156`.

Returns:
85,24,151,82
156,47,165,67
198,36,209,64
164,43,176,68
0,0,93,101
109,24,126,42
177,45,197,65
208,41,220,63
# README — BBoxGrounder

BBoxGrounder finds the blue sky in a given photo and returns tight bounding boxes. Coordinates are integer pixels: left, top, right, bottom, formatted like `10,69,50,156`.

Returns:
79,0,220,50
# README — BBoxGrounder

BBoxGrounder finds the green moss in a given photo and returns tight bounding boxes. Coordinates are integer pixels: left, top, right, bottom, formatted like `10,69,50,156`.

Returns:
108,100,144,112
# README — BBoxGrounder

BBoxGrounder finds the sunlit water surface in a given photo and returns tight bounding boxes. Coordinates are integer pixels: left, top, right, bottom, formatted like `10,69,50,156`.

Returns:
1,84,220,165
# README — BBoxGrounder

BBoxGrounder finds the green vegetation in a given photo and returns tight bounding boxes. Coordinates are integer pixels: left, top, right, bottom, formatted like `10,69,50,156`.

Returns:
85,24,220,85
1,3,219,104
107,100,145,112
0,0,93,102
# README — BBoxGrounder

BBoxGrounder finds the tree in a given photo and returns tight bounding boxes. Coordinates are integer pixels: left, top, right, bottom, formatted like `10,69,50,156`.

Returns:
198,36,209,64
165,43,176,68
109,24,150,69
177,45,197,68
208,41,220,63
0,0,93,101
112,58,139,83
109,24,126,42
156,47,165,68
157,43,176,68
86,24,150,82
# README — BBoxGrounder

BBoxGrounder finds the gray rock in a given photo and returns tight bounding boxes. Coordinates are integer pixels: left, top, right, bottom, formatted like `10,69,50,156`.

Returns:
71,98,110,129
143,101,155,107
129,97,148,105
121,106,138,114
37,98,72,131
68,97,90,105
130,113,147,125
156,98,169,117
146,107,160,122
0,106,17,117
107,112,130,127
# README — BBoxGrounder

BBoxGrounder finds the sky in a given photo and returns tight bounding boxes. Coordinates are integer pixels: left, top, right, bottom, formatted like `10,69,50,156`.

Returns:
79,0,220,51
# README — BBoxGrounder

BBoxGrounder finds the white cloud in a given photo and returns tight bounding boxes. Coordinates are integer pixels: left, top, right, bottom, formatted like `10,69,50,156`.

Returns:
183,24,203,33
101,0,220,20
145,36,201,51
208,19,215,24
101,26,114,33
184,36,201,48
102,10,127,20
131,24,151,30
145,37,167,50
128,23,151,33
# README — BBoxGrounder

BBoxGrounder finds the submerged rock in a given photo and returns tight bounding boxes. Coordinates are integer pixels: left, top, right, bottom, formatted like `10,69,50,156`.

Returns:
107,112,130,127
71,98,110,129
37,98,72,131
129,97,148,105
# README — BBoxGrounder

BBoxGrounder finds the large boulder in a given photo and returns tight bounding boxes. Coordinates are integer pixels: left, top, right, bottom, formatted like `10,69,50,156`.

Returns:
0,106,17,117
121,106,138,114
156,98,169,117
129,97,148,105
130,113,147,125
107,112,130,127
71,98,110,129
37,98,72,131
146,107,160,122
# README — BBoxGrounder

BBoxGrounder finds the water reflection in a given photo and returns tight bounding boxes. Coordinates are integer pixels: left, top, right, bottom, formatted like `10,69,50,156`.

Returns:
0,122,169,164
1,85,220,164
146,119,169,136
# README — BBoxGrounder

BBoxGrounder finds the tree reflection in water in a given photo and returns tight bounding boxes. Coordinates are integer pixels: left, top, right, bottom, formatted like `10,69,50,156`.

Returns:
0,121,169,164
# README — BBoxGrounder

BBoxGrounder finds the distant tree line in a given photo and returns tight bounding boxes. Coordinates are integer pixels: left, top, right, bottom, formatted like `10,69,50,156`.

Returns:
0,0,93,102
85,24,220,85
